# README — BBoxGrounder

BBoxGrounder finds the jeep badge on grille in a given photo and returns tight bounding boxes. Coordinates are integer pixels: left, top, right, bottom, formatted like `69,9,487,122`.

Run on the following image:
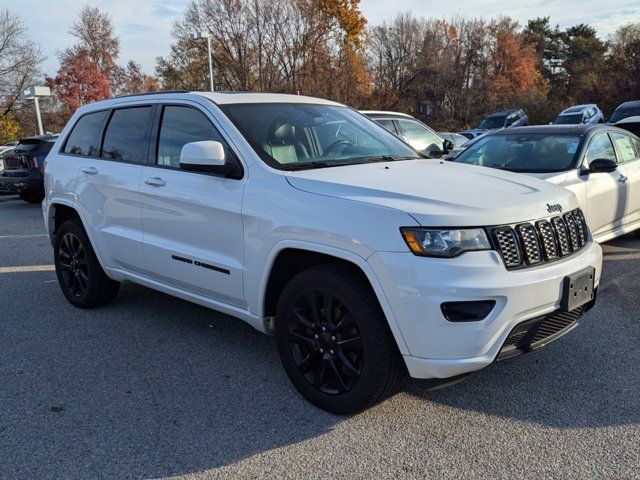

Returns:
547,203,563,214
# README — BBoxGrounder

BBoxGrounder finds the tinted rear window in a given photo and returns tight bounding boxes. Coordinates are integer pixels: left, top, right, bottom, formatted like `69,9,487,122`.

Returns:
102,107,152,164
555,114,583,125
478,115,507,130
63,111,108,156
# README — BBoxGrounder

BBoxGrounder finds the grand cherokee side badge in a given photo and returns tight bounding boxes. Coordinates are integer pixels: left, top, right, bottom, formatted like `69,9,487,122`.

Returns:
547,203,563,214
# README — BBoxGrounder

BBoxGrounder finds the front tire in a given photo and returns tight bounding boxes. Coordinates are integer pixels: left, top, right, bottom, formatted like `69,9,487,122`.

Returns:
275,264,404,414
54,219,120,308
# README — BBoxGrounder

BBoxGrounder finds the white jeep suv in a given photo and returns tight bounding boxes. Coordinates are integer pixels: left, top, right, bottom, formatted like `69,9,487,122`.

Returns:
43,92,603,413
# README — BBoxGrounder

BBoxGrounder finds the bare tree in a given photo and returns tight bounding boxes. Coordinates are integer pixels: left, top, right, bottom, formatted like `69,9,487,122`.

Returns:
0,9,44,115
157,0,369,100
69,5,120,80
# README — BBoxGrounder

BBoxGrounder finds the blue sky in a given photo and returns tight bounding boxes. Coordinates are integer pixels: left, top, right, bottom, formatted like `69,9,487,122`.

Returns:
3,0,639,76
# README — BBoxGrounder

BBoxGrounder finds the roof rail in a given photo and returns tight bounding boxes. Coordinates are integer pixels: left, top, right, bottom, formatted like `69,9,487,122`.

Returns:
114,90,189,99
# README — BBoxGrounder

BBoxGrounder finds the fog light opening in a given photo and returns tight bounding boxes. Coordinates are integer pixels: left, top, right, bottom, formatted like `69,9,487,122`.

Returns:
441,300,496,322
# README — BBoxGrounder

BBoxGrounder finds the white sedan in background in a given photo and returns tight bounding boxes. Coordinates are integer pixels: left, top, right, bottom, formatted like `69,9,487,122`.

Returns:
361,111,454,158
452,124,640,243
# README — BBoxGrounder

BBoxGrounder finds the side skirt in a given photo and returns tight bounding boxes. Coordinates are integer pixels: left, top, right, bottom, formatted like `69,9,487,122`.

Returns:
105,267,267,334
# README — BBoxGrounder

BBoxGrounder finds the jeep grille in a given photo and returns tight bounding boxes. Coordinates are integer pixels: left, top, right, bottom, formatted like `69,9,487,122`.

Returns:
491,208,589,270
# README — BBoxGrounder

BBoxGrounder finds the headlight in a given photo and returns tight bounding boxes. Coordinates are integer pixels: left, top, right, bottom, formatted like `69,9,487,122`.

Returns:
400,228,491,258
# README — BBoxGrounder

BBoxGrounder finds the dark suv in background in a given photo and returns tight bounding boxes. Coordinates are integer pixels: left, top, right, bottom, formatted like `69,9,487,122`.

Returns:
0,134,58,203
460,108,528,139
608,100,640,124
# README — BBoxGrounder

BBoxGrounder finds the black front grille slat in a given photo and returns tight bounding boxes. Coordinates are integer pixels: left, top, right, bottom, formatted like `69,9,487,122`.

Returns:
551,216,571,256
493,208,588,270
572,210,587,245
536,220,558,261
493,227,522,268
564,213,580,250
516,223,542,265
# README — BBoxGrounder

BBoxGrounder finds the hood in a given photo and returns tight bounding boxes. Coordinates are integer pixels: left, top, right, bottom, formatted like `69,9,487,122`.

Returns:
286,159,578,227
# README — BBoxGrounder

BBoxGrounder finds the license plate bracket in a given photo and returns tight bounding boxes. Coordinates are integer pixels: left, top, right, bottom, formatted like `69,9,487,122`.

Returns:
562,267,595,312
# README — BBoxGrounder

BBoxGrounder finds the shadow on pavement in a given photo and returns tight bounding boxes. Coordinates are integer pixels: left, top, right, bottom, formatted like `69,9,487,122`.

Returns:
1,280,341,478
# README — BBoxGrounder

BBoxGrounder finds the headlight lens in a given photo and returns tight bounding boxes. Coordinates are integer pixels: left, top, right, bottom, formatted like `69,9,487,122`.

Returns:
401,228,491,257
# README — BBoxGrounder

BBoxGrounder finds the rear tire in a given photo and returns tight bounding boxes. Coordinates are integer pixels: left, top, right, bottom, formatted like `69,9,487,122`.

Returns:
275,263,404,414
19,191,44,203
54,219,120,308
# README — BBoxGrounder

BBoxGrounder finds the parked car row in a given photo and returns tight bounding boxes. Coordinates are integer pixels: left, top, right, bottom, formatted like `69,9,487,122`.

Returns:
365,101,640,243
39,91,606,414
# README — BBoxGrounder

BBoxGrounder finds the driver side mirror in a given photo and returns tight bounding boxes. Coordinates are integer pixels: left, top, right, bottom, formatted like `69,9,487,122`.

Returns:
180,141,239,177
443,139,455,152
586,158,618,174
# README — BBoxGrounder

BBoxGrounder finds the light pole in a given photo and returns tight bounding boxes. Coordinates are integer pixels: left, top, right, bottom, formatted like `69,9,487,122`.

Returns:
189,31,214,92
20,85,51,136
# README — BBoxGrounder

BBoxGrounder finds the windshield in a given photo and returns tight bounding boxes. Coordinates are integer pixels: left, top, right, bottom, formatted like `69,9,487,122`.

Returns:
478,115,507,130
454,134,582,173
610,105,640,123
221,103,420,169
555,114,583,125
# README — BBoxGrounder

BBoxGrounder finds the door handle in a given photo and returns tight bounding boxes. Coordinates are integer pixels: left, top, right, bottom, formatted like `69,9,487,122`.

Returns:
144,177,166,187
81,166,98,175
618,175,628,183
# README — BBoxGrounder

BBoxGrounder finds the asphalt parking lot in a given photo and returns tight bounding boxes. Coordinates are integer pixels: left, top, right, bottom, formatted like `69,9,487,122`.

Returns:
0,195,639,479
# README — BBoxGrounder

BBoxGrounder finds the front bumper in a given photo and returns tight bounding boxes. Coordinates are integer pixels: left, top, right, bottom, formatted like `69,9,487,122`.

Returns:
0,169,43,193
368,241,603,379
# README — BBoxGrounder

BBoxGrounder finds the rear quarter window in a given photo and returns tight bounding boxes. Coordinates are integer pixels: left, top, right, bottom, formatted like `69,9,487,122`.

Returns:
63,110,109,156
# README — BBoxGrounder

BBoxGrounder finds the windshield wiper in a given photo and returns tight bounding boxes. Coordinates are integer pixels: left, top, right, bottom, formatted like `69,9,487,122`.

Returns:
358,155,422,163
283,155,421,171
283,161,342,170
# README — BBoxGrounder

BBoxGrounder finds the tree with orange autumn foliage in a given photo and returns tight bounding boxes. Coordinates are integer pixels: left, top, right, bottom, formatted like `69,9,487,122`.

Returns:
487,18,547,103
46,49,110,113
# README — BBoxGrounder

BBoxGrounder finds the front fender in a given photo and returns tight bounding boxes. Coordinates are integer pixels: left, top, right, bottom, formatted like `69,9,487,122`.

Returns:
254,240,410,355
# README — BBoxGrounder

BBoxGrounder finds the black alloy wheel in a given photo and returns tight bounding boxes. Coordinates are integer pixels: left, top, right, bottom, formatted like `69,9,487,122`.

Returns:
275,264,404,414
287,290,364,395
57,232,89,297
54,218,119,308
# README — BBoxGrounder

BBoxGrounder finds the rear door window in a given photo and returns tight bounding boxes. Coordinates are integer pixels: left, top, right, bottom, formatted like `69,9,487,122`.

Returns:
102,107,153,164
63,111,108,156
